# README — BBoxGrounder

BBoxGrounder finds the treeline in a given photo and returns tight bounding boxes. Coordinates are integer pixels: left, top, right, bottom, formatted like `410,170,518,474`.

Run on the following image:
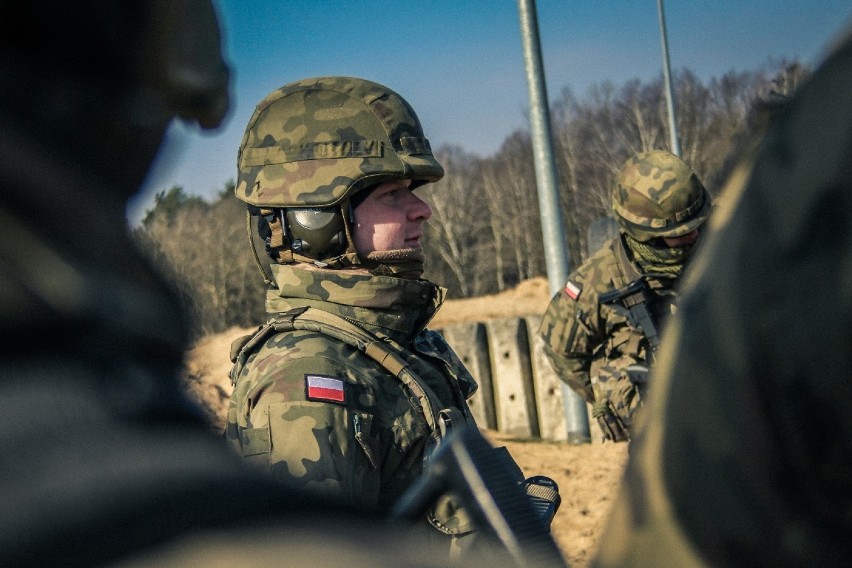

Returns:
134,61,806,338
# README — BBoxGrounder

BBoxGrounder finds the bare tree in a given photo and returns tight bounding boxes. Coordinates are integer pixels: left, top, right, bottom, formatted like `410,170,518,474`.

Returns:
421,145,490,297
134,185,266,337
480,131,545,290
550,87,585,265
617,78,667,154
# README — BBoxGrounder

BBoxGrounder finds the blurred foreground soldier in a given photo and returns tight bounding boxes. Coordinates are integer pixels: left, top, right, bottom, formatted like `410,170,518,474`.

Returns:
539,151,711,441
595,30,852,567
225,76,560,556
0,3,556,568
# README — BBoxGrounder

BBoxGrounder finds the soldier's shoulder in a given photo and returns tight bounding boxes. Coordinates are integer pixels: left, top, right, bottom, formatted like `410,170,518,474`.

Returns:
572,237,621,281
580,235,620,264
248,328,390,387
239,349,376,407
242,330,353,377
256,327,349,355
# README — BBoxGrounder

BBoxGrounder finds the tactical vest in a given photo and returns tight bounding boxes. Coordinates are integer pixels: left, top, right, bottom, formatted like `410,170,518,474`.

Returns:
230,306,561,537
598,238,674,361
230,305,481,534
230,306,475,453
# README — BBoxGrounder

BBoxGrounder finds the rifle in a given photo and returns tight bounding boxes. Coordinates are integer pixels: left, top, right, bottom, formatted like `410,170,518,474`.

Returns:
598,277,661,360
391,425,566,568
593,278,660,440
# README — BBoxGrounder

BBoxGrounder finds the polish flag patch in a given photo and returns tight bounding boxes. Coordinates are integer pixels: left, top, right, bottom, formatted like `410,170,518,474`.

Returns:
564,280,582,301
305,375,346,404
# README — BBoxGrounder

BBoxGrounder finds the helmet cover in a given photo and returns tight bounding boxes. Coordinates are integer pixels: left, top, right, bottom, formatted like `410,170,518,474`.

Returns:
612,150,711,241
235,76,444,209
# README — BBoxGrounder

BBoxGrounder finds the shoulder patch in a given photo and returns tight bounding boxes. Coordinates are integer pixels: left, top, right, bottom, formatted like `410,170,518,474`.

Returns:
564,280,582,301
305,374,346,404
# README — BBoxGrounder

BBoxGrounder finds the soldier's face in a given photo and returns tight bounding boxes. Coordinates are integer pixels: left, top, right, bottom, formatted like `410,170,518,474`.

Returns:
352,179,432,255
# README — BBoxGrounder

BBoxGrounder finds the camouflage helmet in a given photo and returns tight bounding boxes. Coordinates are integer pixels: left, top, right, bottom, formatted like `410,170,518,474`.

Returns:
235,76,444,209
611,150,711,242
235,76,443,265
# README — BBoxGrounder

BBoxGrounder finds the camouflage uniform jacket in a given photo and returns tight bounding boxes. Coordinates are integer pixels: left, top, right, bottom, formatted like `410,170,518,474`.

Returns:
226,263,479,533
538,235,678,439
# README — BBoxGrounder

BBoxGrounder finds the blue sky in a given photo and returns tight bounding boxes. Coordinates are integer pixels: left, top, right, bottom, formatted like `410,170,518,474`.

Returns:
130,1,852,222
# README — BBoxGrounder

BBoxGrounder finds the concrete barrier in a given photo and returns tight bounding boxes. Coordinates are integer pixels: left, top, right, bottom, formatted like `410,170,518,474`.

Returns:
438,322,496,430
484,317,539,438
525,315,568,442
440,315,592,442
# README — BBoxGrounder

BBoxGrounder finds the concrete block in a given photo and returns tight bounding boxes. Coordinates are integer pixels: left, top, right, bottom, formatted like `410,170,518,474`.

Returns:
525,315,568,441
485,317,539,438
440,322,496,430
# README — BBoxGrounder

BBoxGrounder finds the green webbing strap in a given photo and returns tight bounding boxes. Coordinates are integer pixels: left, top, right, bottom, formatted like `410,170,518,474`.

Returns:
271,307,449,439
364,341,408,377
610,239,663,354
229,322,277,386
246,210,273,285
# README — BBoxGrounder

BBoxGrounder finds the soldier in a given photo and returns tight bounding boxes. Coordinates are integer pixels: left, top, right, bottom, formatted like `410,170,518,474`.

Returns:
225,76,557,553
538,151,711,441
0,3,556,568
594,29,852,567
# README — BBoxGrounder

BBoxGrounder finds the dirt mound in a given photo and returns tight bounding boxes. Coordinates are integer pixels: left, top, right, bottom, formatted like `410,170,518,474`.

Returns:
431,276,553,327
182,277,626,567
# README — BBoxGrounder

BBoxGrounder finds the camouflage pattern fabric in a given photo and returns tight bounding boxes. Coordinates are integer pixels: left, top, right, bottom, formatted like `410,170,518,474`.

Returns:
539,236,678,441
612,150,711,242
595,31,852,567
227,263,479,537
236,76,444,209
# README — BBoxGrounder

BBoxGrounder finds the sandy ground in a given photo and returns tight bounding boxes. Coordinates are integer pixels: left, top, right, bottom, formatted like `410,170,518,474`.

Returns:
183,277,629,567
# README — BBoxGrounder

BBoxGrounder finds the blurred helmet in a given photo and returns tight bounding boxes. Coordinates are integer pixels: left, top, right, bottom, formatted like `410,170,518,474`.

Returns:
236,76,443,263
611,150,711,242
0,0,230,193
1,1,230,128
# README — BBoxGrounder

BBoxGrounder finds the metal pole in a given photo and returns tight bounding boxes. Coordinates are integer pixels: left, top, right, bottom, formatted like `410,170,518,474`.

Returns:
657,0,681,156
517,0,590,443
